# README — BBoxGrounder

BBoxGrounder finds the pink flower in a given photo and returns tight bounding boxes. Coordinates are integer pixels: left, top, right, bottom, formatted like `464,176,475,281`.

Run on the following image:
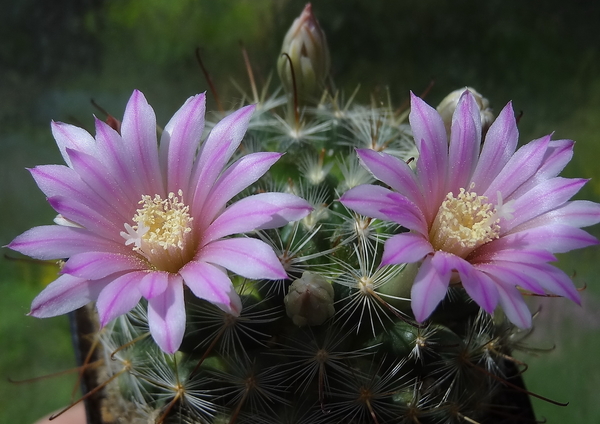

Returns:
340,91,600,328
9,90,312,353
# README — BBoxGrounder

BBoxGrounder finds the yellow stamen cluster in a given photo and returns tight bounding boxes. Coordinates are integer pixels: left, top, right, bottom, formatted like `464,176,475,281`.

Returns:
121,190,194,272
429,188,500,258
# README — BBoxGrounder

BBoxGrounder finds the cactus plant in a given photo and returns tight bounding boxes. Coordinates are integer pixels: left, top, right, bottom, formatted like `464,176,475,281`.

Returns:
8,4,600,424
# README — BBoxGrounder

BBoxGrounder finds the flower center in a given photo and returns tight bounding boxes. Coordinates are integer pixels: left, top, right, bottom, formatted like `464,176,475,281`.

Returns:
121,190,194,272
429,188,501,258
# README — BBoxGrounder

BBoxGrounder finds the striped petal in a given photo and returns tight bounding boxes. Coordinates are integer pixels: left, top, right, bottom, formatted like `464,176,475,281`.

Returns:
8,225,128,260
96,271,145,327
381,232,433,266
160,93,206,194
410,253,451,322
148,275,186,354
447,91,481,192
29,274,104,318
199,237,287,280
180,261,242,316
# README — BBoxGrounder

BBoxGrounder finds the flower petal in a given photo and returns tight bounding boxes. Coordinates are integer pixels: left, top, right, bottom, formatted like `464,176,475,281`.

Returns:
507,177,588,230
191,105,255,212
96,271,145,327
139,271,170,300
339,185,427,235
477,262,545,294
510,139,574,199
493,279,532,328
51,121,96,168
201,152,283,224
482,224,599,254
470,101,518,193
48,195,123,241
31,165,122,223
120,90,163,196
62,252,146,280
447,91,481,192
409,93,448,220
66,148,134,221
202,193,312,244
29,274,104,318
470,247,556,264
8,225,128,260
160,93,206,194
410,253,451,322
179,261,242,315
484,135,550,201
199,237,287,280
460,268,499,314
94,118,142,202
492,261,580,304
355,148,425,211
513,200,600,231
380,233,433,266
148,275,186,354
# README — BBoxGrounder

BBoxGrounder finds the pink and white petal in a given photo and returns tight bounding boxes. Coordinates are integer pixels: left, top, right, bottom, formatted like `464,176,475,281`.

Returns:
340,185,427,234
512,200,600,231
29,274,104,318
492,261,580,304
483,135,550,201
191,105,255,212
510,139,574,199
66,148,134,221
8,225,128,260
94,118,142,202
160,93,206,194
201,152,283,223
447,91,481,192
179,261,242,316
410,253,451,322
492,279,532,328
51,121,97,168
483,224,598,254
30,165,86,199
30,165,121,222
62,252,146,280
470,102,518,193
506,177,588,231
199,237,287,280
355,149,426,210
202,193,312,244
96,271,146,327
139,271,170,300
380,233,433,266
469,248,556,265
476,262,544,294
380,192,429,235
147,275,186,354
409,93,448,218
120,90,164,196
460,268,499,314
48,195,123,241
432,251,472,276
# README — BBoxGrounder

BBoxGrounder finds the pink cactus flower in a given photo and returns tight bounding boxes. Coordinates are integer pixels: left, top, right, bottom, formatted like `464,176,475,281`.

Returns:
340,91,600,328
9,90,312,353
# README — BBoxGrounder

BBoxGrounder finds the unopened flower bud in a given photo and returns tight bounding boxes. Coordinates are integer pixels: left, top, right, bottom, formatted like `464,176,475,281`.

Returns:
277,3,331,105
284,271,335,327
436,87,494,136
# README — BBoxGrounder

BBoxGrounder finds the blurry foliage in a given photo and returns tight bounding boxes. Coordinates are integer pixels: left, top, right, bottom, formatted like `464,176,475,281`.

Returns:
0,0,102,78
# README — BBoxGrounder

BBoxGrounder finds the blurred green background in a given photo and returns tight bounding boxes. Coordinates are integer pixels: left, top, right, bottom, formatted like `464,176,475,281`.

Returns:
1,0,599,422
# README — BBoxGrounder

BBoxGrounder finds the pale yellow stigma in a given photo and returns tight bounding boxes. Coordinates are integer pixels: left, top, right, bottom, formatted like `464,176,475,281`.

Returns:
121,190,194,272
429,188,500,258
